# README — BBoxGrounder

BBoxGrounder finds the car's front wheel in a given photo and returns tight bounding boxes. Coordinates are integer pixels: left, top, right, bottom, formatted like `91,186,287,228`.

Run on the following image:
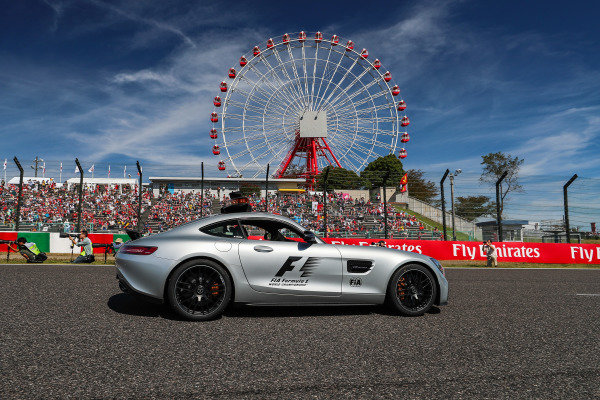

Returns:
387,264,437,316
167,259,232,321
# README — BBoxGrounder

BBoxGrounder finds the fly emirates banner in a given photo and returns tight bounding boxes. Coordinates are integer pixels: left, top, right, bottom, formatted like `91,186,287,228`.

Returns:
323,238,600,264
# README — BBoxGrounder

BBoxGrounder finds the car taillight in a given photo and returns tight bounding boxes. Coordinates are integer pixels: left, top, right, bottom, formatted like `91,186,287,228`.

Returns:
120,245,158,255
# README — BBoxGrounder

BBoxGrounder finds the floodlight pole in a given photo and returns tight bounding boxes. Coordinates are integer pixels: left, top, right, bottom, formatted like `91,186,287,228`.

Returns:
382,170,390,239
75,158,84,232
200,162,204,217
13,157,24,231
265,164,270,212
440,169,450,241
563,174,578,243
136,161,142,231
495,171,508,242
323,168,330,238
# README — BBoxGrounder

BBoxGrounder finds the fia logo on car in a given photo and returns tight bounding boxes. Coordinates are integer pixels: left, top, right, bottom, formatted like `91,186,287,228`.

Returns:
349,278,362,287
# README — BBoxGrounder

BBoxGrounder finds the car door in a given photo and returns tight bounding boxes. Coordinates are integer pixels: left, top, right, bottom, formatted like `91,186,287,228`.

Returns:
238,222,343,296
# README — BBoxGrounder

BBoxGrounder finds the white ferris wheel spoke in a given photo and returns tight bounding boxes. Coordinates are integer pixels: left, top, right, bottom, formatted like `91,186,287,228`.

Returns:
313,48,346,111
285,43,309,110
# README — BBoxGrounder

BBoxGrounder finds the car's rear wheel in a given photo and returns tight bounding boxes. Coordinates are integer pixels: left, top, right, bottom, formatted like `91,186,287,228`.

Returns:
387,264,437,316
167,260,232,321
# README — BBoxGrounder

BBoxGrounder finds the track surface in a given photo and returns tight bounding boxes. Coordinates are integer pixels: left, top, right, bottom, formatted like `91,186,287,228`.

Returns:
1,265,599,399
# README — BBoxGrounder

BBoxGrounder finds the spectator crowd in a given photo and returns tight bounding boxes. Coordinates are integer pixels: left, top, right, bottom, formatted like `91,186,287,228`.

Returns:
1,182,441,239
0,180,148,232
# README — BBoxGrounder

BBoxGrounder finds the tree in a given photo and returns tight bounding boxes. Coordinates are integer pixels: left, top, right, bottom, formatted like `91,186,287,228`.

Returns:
360,154,404,189
480,152,524,216
316,166,363,190
406,169,438,204
454,195,495,222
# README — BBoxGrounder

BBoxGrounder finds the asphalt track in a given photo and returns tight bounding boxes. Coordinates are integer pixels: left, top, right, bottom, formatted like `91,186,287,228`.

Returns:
1,265,599,399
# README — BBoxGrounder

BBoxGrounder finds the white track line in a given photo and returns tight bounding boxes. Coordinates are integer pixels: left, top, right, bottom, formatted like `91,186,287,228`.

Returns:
575,294,600,296
445,267,600,270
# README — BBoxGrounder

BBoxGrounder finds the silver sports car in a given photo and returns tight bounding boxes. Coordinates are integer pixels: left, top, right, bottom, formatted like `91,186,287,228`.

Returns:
115,212,448,320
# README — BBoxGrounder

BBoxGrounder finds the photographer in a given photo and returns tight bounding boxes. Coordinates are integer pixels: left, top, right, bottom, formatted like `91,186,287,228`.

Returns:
483,240,498,268
69,230,95,263
15,237,48,263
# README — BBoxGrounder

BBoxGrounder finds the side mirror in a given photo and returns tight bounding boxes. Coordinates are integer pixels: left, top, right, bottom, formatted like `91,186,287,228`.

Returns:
303,230,317,244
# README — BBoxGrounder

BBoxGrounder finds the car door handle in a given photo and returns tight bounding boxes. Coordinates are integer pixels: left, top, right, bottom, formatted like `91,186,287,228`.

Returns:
253,245,273,253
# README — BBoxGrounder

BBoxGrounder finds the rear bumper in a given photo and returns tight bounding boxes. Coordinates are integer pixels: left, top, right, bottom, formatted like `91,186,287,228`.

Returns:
115,253,174,300
116,271,163,304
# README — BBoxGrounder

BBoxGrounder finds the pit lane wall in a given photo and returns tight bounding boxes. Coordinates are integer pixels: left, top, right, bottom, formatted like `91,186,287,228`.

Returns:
324,238,600,264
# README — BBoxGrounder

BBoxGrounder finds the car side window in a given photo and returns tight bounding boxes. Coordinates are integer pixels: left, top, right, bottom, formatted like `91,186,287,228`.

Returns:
241,223,267,240
278,226,305,241
201,221,245,239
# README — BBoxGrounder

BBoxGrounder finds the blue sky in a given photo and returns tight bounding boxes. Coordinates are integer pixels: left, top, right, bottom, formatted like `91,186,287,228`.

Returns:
1,0,600,225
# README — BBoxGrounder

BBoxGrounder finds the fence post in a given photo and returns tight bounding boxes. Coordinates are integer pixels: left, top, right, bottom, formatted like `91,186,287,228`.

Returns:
495,171,508,242
265,164,270,212
440,169,450,241
13,157,24,231
563,174,578,243
136,161,143,231
382,170,390,239
75,158,84,232
322,168,330,238
200,162,204,217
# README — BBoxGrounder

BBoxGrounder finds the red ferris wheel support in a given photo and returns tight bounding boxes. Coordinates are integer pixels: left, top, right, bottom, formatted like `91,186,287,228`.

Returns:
275,131,342,187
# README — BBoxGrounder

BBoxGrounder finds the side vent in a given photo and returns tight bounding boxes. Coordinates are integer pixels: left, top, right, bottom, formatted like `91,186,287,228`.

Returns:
347,260,373,273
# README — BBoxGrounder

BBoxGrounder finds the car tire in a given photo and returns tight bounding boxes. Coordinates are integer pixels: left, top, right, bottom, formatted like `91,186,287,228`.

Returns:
167,259,232,321
387,264,437,316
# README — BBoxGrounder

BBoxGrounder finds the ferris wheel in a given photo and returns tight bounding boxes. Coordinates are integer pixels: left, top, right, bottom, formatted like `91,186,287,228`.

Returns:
209,31,410,185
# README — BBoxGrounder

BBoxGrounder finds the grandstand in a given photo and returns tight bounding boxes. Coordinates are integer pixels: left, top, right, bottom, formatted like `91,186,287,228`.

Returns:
0,177,449,240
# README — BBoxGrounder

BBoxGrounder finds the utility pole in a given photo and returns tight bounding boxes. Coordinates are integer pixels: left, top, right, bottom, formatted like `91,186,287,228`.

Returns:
31,156,43,177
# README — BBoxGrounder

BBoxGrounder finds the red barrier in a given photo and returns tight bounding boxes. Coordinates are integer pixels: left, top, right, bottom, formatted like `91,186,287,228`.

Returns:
88,233,114,254
0,232,18,252
324,238,600,264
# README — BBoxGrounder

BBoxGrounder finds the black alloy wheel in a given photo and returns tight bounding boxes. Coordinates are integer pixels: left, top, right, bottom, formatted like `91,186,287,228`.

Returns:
388,264,437,316
167,260,232,321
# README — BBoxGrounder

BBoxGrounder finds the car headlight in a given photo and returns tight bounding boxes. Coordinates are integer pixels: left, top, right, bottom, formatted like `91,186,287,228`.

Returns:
429,257,445,276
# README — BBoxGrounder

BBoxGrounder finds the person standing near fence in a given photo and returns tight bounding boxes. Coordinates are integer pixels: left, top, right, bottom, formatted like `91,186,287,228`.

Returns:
484,240,498,267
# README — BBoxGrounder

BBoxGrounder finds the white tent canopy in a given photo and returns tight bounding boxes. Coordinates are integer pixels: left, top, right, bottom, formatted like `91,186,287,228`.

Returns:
65,177,137,189
8,176,55,185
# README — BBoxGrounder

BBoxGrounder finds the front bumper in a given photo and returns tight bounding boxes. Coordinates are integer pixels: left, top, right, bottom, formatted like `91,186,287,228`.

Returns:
436,272,449,306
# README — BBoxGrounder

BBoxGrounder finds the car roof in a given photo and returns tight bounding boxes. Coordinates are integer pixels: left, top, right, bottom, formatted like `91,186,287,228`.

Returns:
198,212,301,227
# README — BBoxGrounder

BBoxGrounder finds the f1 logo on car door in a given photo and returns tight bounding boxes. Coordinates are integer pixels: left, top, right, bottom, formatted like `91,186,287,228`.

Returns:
238,241,342,296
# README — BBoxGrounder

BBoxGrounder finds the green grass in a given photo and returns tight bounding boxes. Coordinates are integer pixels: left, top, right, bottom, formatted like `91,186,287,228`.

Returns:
392,204,472,241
